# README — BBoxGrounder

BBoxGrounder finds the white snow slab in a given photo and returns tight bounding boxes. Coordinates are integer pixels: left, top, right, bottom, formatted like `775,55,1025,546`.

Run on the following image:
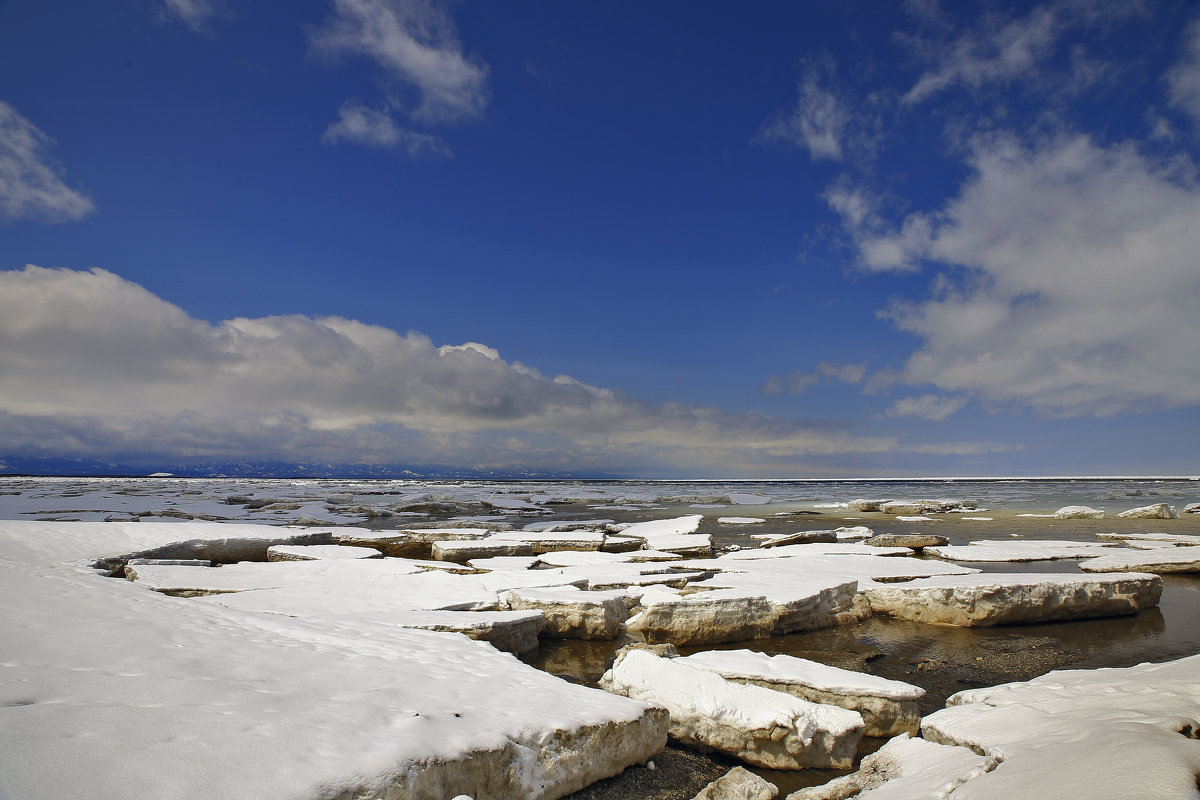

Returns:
618,514,703,539
1054,505,1105,519
755,530,838,547
863,572,1162,626
676,649,924,738
561,562,710,591
506,588,629,639
791,734,995,800
1116,503,1179,519
920,655,1200,800
718,516,765,525
125,557,428,596
335,527,493,558
835,526,874,540
77,520,337,566
721,543,914,559
533,550,634,567
601,650,863,770
490,530,608,552
1079,546,1200,574
624,566,862,644
467,555,542,571
267,543,381,560
926,540,1118,562
0,521,670,800
432,538,536,561
1096,531,1200,546
641,533,714,557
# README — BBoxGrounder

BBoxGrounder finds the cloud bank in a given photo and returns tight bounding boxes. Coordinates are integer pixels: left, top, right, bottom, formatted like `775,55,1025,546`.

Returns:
837,134,1200,417
0,265,936,475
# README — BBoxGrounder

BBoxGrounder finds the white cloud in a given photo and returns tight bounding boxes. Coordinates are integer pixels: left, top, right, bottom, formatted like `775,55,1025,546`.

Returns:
0,266,943,475
159,0,223,30
901,0,1145,104
760,66,851,161
761,361,866,396
844,133,1200,416
1167,17,1200,125
322,102,452,156
0,101,94,223
886,393,969,421
904,6,1060,103
310,0,488,124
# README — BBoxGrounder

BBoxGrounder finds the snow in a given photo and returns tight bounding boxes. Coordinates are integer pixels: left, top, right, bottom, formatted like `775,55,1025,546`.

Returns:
793,734,995,800
618,514,703,538
267,543,380,560
1079,546,1200,574
718,516,765,525
675,649,923,701
600,649,863,770
920,655,1200,800
926,540,1120,562
0,520,669,800
862,572,1162,626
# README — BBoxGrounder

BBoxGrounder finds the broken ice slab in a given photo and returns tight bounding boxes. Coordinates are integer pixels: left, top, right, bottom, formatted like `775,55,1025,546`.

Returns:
676,649,924,738
601,649,864,770
862,572,1161,626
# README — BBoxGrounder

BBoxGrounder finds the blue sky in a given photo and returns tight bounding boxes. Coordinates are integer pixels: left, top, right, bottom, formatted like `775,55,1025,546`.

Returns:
1,0,1199,477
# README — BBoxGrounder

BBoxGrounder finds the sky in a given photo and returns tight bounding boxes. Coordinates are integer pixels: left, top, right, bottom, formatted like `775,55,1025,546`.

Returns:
1,0,1199,478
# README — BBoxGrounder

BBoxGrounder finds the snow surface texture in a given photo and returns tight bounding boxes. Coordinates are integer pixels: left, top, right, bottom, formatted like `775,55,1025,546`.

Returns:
925,539,1118,562
919,655,1200,799
600,649,864,770
676,649,923,738
1079,546,1200,574
0,521,669,800
693,766,779,800
863,572,1162,626
788,734,995,800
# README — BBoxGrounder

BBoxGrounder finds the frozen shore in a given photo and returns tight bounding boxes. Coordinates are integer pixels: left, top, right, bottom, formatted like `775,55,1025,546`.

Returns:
2,476,1199,799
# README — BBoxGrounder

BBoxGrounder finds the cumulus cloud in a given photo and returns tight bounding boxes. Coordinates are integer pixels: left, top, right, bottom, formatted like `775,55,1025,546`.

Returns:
0,101,94,223
760,65,851,161
840,133,1200,416
0,266,953,475
310,0,488,125
761,361,866,396
322,102,452,156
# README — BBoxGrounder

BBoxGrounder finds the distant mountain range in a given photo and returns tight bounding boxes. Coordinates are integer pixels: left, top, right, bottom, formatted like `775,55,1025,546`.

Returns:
0,455,609,480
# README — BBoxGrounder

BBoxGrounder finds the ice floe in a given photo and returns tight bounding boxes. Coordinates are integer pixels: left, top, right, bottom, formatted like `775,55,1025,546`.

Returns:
0,520,669,799
925,539,1118,562
919,655,1200,800
675,649,924,737
1079,545,1200,574
862,572,1162,626
506,587,629,639
601,649,864,769
789,733,995,800
1116,502,1180,519
1054,505,1105,519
